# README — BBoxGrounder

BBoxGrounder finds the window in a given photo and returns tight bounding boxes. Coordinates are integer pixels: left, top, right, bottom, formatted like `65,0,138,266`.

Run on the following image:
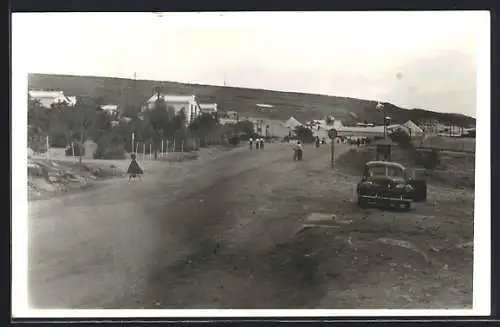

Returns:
368,165,387,177
368,165,405,180
387,166,405,180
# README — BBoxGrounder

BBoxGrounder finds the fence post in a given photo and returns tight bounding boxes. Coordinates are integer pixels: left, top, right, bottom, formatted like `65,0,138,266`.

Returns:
46,135,50,160
181,140,184,153
149,143,152,160
135,143,139,155
71,142,76,162
142,143,145,161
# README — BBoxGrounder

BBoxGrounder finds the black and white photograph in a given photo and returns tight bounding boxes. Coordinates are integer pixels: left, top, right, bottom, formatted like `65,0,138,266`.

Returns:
12,11,490,317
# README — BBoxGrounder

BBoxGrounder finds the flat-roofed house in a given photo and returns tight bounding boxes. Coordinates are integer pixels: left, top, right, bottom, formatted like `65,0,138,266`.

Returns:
143,94,201,125
101,104,119,115
28,90,76,108
199,103,218,115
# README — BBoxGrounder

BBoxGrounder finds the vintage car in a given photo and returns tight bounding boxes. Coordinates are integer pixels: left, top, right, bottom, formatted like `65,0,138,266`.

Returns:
356,161,427,211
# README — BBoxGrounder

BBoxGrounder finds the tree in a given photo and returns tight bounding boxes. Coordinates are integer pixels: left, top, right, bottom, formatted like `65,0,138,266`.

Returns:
48,101,75,148
122,104,140,118
232,120,254,136
294,125,315,143
28,96,51,132
28,97,51,152
189,113,220,147
189,113,218,134
389,129,413,150
174,109,187,130
67,98,101,162
147,98,171,159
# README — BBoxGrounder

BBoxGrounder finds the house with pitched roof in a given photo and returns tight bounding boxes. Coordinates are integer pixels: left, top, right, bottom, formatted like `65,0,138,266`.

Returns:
29,90,77,108
199,103,218,115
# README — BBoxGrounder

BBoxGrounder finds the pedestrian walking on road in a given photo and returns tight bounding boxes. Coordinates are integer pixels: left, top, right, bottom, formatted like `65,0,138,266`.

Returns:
249,137,253,149
255,138,260,150
260,138,265,150
127,153,143,182
292,140,303,161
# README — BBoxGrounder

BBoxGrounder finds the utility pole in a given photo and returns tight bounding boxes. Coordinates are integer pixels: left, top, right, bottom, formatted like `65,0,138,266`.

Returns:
223,72,227,87
376,102,386,138
328,123,337,169
331,136,335,168
156,86,161,101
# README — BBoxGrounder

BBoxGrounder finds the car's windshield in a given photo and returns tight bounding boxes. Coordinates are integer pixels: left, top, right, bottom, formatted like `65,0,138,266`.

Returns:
367,165,405,179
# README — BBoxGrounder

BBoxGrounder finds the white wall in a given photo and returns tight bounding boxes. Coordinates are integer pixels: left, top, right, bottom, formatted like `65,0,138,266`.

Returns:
32,93,69,108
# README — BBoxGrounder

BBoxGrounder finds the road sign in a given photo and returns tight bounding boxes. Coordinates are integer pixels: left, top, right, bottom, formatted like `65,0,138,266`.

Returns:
328,129,337,139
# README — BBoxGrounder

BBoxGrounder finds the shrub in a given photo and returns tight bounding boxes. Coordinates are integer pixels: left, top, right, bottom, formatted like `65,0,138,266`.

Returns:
28,126,48,153
93,145,126,159
389,129,413,150
49,130,68,148
228,135,240,146
413,149,441,170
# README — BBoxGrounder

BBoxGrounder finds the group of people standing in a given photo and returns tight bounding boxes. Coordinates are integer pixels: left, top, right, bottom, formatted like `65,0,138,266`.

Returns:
249,137,265,150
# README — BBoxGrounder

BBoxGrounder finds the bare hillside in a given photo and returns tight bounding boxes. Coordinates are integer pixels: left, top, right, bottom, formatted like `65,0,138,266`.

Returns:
28,73,475,127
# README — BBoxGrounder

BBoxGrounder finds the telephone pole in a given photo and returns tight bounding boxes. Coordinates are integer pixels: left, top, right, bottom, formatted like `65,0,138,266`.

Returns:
328,121,337,169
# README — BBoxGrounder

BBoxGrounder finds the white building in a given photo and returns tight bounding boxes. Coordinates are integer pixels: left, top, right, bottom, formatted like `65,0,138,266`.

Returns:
144,94,201,124
28,90,76,108
199,103,218,115
101,104,119,115
308,119,344,139
284,116,303,129
66,96,77,106
246,117,289,137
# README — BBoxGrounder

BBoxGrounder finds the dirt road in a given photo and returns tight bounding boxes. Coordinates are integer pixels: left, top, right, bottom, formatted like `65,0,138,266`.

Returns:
28,142,473,309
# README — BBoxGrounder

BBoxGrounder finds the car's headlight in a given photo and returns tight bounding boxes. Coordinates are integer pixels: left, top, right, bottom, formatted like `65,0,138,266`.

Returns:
395,184,413,191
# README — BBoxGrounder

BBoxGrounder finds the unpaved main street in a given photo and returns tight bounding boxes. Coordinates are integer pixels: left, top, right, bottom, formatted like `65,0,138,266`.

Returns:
29,142,473,309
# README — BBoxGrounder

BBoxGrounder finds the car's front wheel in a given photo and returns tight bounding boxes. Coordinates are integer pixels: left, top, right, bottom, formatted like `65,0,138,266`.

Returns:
357,196,368,208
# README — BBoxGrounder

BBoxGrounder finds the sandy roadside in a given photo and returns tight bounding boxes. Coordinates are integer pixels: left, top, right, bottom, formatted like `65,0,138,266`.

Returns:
27,142,473,309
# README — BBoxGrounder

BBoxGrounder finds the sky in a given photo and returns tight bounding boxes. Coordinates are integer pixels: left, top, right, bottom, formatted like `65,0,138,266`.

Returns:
13,11,488,117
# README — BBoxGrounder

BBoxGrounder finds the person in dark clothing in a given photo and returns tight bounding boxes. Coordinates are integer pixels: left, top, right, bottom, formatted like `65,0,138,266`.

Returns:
249,137,253,149
260,138,265,149
127,153,144,182
315,136,320,148
255,139,260,150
